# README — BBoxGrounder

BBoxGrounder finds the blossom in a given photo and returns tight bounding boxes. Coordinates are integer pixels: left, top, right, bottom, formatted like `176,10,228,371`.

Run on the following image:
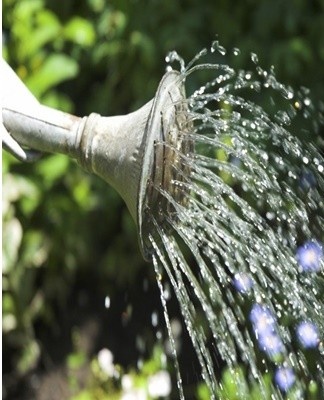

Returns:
148,370,171,398
258,331,284,357
250,304,284,357
121,388,147,400
98,348,115,377
299,170,316,191
122,375,134,391
296,321,319,349
296,241,323,272
249,304,276,335
274,367,295,392
233,273,253,293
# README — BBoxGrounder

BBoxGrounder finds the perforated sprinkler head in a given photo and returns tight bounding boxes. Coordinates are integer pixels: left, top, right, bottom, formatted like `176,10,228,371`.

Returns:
2,60,192,260
137,72,193,259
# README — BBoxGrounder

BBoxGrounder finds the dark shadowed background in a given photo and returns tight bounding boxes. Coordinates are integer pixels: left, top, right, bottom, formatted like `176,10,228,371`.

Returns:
2,0,324,399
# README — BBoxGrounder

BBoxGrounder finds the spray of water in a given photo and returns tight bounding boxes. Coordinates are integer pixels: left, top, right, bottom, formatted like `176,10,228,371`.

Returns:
148,43,324,398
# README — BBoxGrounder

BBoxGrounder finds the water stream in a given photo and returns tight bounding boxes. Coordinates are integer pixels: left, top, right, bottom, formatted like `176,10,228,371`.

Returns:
148,43,323,398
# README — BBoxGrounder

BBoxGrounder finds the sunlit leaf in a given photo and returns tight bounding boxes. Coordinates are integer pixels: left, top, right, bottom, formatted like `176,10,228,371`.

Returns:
42,90,74,113
36,154,70,186
197,382,211,400
24,10,62,58
21,230,48,268
67,352,87,370
17,340,40,374
26,54,79,97
2,218,23,272
64,17,95,47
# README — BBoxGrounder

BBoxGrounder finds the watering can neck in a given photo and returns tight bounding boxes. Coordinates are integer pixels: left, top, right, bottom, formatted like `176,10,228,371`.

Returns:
2,101,153,223
2,59,188,259
74,101,155,223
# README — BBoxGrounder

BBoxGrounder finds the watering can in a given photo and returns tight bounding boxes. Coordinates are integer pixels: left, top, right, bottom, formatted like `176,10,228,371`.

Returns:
1,60,192,259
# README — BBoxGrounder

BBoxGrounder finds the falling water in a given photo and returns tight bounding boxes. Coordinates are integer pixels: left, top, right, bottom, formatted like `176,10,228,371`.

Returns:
147,43,324,398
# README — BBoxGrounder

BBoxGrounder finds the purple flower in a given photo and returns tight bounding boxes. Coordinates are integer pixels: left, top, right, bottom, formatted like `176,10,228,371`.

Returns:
258,331,284,357
296,321,319,349
299,170,317,191
233,273,253,293
274,367,295,392
250,304,285,357
229,155,242,167
249,304,276,335
296,241,323,272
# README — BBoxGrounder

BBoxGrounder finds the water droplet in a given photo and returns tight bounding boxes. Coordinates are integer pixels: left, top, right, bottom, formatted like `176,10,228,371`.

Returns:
151,45,324,397
151,311,158,327
275,110,291,125
251,52,258,64
233,48,241,56
164,283,171,300
211,40,226,55
105,296,111,309
304,98,311,106
165,50,185,72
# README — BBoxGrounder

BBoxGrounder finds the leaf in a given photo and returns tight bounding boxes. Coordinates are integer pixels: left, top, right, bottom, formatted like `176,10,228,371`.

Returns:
67,352,87,370
197,382,211,400
72,178,92,209
42,90,74,113
12,1,61,60
25,10,62,57
2,314,17,333
17,340,40,374
36,154,70,186
2,218,23,272
87,0,105,13
70,392,93,400
26,54,79,97
64,17,95,47
2,293,15,315
21,230,48,268
220,367,250,399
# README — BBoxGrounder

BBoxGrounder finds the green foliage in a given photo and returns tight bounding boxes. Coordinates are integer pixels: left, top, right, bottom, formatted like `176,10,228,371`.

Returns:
65,341,170,399
2,0,324,398
26,54,79,97
64,17,95,47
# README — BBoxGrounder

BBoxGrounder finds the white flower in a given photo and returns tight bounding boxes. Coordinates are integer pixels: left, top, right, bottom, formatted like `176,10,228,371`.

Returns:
121,388,147,400
122,374,134,391
97,348,115,377
148,370,171,398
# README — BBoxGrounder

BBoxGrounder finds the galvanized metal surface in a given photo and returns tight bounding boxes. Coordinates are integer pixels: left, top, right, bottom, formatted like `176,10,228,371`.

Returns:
2,60,189,259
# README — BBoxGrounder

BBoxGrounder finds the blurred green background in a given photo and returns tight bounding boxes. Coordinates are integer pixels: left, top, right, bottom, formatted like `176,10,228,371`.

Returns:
2,0,324,399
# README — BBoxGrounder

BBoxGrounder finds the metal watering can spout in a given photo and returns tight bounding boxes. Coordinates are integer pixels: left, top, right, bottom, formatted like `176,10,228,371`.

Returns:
2,60,192,260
